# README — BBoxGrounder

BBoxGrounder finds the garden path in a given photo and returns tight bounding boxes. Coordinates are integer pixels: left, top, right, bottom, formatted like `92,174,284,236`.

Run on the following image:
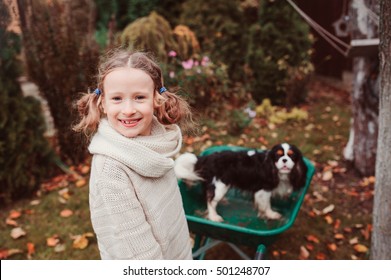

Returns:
19,76,56,137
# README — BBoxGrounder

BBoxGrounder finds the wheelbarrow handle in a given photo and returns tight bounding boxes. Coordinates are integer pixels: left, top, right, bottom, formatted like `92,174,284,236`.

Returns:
255,244,267,260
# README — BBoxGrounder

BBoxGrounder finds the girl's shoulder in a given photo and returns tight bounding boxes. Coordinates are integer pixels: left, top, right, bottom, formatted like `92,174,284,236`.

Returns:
91,154,131,180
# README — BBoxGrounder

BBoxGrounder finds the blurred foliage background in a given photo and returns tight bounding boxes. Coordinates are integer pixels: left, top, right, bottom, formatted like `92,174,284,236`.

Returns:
1,0,313,204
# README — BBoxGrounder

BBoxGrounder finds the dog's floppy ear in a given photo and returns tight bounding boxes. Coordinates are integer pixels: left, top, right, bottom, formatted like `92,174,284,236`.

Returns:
289,147,308,191
265,151,280,188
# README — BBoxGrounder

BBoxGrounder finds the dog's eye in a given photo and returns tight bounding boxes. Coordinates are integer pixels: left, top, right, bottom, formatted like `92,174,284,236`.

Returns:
288,150,294,156
277,150,284,156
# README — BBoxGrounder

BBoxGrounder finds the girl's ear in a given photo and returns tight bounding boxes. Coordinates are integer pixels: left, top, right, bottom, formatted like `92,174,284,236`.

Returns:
101,96,106,114
153,91,164,109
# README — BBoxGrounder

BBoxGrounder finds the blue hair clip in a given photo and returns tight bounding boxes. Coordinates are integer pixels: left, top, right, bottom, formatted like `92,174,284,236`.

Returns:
159,87,167,94
93,88,101,96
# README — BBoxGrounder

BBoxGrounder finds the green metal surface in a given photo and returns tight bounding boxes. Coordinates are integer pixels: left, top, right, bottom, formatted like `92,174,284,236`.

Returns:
179,145,315,248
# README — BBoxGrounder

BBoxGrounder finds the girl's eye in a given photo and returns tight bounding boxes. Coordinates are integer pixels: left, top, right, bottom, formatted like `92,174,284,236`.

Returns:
135,95,145,100
112,97,121,101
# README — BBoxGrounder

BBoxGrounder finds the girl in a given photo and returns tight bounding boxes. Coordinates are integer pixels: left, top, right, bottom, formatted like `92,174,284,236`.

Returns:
74,49,193,260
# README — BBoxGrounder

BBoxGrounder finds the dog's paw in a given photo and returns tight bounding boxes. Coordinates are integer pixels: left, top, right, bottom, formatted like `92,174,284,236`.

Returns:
258,209,282,220
208,213,224,222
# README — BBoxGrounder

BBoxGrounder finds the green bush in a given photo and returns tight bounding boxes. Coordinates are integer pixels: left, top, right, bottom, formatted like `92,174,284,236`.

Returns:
94,0,186,35
179,0,313,106
18,0,100,165
120,11,179,63
226,103,256,136
180,0,248,81
0,3,55,204
245,0,313,105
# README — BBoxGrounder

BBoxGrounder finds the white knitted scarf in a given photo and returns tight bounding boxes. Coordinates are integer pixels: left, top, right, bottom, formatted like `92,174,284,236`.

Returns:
88,118,182,178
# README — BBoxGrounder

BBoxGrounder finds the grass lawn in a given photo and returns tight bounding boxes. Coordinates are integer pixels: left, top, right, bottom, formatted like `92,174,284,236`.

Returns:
0,76,373,260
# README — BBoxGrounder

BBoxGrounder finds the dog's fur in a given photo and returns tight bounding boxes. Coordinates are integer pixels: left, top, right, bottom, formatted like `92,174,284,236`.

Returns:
174,143,307,222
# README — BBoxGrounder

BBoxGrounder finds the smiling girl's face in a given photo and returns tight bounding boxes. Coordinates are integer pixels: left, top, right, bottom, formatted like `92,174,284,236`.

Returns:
102,67,155,138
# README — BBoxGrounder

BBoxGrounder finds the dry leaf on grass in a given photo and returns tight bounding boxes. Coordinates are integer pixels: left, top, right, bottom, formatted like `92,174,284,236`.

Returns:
324,215,333,224
349,237,359,245
27,242,35,259
60,209,73,218
75,179,87,188
361,224,372,240
72,235,88,249
322,170,333,181
327,243,337,251
334,233,344,240
54,244,66,253
10,227,26,239
80,165,90,175
322,204,335,215
58,188,70,200
305,244,314,251
30,200,41,206
72,232,94,250
6,218,18,227
334,219,341,230
0,248,23,259
316,253,326,260
306,234,320,243
353,244,368,253
299,246,310,259
47,235,60,247
9,210,22,219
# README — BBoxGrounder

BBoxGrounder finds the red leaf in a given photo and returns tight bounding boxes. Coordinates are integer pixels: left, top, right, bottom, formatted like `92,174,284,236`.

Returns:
306,235,320,243
316,253,327,260
9,210,22,219
27,242,35,258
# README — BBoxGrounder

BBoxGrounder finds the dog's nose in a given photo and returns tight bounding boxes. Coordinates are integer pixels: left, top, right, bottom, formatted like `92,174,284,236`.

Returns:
282,159,287,163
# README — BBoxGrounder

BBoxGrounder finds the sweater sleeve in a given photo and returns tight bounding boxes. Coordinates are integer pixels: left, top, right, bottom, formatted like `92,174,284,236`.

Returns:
89,156,163,259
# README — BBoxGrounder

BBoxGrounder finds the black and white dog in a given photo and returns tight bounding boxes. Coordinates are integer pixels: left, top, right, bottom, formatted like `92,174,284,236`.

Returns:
174,143,308,222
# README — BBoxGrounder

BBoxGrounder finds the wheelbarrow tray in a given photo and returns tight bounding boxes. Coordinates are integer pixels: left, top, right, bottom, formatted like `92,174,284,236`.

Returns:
179,145,315,248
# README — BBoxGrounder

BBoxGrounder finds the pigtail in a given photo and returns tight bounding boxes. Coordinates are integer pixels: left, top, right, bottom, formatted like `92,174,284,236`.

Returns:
154,89,195,134
73,91,102,138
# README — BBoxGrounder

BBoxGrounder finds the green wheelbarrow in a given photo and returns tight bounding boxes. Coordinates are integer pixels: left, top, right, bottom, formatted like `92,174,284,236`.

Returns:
178,145,315,260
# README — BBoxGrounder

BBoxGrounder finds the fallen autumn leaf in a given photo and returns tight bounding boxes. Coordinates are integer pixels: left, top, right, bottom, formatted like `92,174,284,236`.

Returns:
353,244,368,253
10,227,26,239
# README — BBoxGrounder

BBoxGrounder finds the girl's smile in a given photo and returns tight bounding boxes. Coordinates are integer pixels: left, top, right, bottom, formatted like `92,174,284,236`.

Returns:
102,67,155,138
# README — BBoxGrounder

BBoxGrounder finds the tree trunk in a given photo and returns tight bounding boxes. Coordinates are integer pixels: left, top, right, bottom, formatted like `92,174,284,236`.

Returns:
371,0,391,260
345,0,379,176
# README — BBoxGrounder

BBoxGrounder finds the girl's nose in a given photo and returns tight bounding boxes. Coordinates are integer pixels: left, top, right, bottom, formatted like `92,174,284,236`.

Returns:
122,100,136,115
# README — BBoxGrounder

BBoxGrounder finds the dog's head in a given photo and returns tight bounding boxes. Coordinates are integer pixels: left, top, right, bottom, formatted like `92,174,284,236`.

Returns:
270,143,308,190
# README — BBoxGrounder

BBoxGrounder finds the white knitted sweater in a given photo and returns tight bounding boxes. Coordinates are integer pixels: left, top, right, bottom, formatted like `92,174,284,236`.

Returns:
88,118,192,259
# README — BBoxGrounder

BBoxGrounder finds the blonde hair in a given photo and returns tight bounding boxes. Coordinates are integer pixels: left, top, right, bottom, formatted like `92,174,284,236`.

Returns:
73,48,193,137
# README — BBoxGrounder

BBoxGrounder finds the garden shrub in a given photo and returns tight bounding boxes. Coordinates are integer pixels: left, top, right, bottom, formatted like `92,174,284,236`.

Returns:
173,25,201,60
179,0,313,107
245,0,313,105
226,103,256,136
18,0,100,165
120,11,178,63
93,0,186,48
162,52,230,111
0,3,55,204
180,0,248,81
256,99,308,125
